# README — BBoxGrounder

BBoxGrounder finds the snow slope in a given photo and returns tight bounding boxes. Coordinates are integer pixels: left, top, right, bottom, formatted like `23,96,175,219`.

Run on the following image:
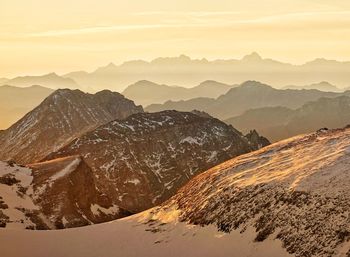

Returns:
2,127,350,256
0,210,291,257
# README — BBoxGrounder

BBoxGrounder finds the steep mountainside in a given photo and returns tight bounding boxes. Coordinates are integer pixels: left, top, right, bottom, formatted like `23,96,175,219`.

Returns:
44,110,269,217
0,111,268,229
227,96,350,142
150,126,350,257
64,53,350,91
0,159,129,229
3,73,79,90
0,89,143,164
2,127,350,257
146,81,347,119
0,85,54,130
122,80,234,106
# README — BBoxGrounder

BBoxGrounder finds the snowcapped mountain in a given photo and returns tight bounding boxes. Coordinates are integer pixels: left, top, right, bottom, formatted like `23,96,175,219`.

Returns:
43,110,269,217
2,126,350,256
0,110,268,229
0,89,143,164
151,126,350,257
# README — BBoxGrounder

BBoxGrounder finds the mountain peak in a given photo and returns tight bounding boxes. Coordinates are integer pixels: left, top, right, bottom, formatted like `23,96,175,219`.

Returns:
240,80,271,89
106,62,117,68
242,52,263,62
0,89,143,164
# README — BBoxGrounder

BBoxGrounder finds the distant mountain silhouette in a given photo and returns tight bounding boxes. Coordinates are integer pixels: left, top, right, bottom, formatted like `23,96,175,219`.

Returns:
146,81,349,119
0,78,8,84
3,73,79,90
62,53,350,91
226,96,350,142
283,81,342,92
0,85,54,129
122,80,234,106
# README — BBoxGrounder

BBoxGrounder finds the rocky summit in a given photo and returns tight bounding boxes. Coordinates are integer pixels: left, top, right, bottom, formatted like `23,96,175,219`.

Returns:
0,110,268,229
0,89,143,164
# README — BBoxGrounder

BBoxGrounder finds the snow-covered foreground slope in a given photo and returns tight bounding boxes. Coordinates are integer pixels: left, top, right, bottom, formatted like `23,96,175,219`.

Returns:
158,126,350,257
2,127,350,257
0,210,291,257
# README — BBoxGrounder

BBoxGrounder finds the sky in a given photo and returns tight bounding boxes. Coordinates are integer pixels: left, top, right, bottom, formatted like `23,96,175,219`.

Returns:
1,0,350,77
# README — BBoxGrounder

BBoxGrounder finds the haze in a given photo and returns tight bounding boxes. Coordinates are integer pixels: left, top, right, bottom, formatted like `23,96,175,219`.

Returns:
1,0,350,77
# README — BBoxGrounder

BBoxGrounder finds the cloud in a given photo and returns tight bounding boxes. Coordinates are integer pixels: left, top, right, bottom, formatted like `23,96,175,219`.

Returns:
18,10,350,38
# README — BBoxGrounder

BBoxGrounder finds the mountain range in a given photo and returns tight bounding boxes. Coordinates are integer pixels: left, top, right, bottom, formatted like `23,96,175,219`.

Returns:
2,127,350,256
1,73,79,90
282,81,344,92
146,81,350,119
122,80,235,106
0,89,268,229
62,52,350,91
226,96,350,142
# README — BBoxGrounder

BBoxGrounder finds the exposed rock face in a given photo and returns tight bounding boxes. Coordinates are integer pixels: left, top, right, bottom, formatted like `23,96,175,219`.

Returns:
154,126,350,257
0,110,268,229
0,89,143,164
245,130,271,148
0,159,129,229
44,110,269,215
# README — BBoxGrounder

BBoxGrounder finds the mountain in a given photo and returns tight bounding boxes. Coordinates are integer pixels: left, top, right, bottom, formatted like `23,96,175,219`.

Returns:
0,85,54,130
0,110,268,229
63,53,350,91
226,96,350,142
283,81,342,92
2,127,350,257
0,89,143,164
43,110,269,217
122,80,234,106
0,78,8,84
146,81,348,119
0,158,129,230
3,73,79,90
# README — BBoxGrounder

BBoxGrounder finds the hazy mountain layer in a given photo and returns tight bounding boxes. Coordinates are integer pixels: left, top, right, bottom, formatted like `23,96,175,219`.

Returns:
2,73,79,90
0,85,54,130
226,96,350,142
122,80,234,106
62,53,350,91
146,81,348,119
283,81,342,92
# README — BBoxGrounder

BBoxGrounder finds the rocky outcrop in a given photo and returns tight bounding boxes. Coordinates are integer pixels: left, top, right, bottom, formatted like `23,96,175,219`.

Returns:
0,89,143,164
44,110,269,216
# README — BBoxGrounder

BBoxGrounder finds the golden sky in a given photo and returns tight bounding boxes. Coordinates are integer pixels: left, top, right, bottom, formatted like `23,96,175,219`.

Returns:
1,0,350,77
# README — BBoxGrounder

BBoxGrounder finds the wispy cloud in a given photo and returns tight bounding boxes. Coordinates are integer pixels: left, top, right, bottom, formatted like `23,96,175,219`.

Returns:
18,10,350,38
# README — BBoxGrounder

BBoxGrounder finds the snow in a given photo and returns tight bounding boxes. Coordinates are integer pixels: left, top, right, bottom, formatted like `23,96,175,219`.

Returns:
180,136,202,145
0,210,291,257
50,158,81,181
90,204,119,216
0,162,38,229
126,178,141,185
